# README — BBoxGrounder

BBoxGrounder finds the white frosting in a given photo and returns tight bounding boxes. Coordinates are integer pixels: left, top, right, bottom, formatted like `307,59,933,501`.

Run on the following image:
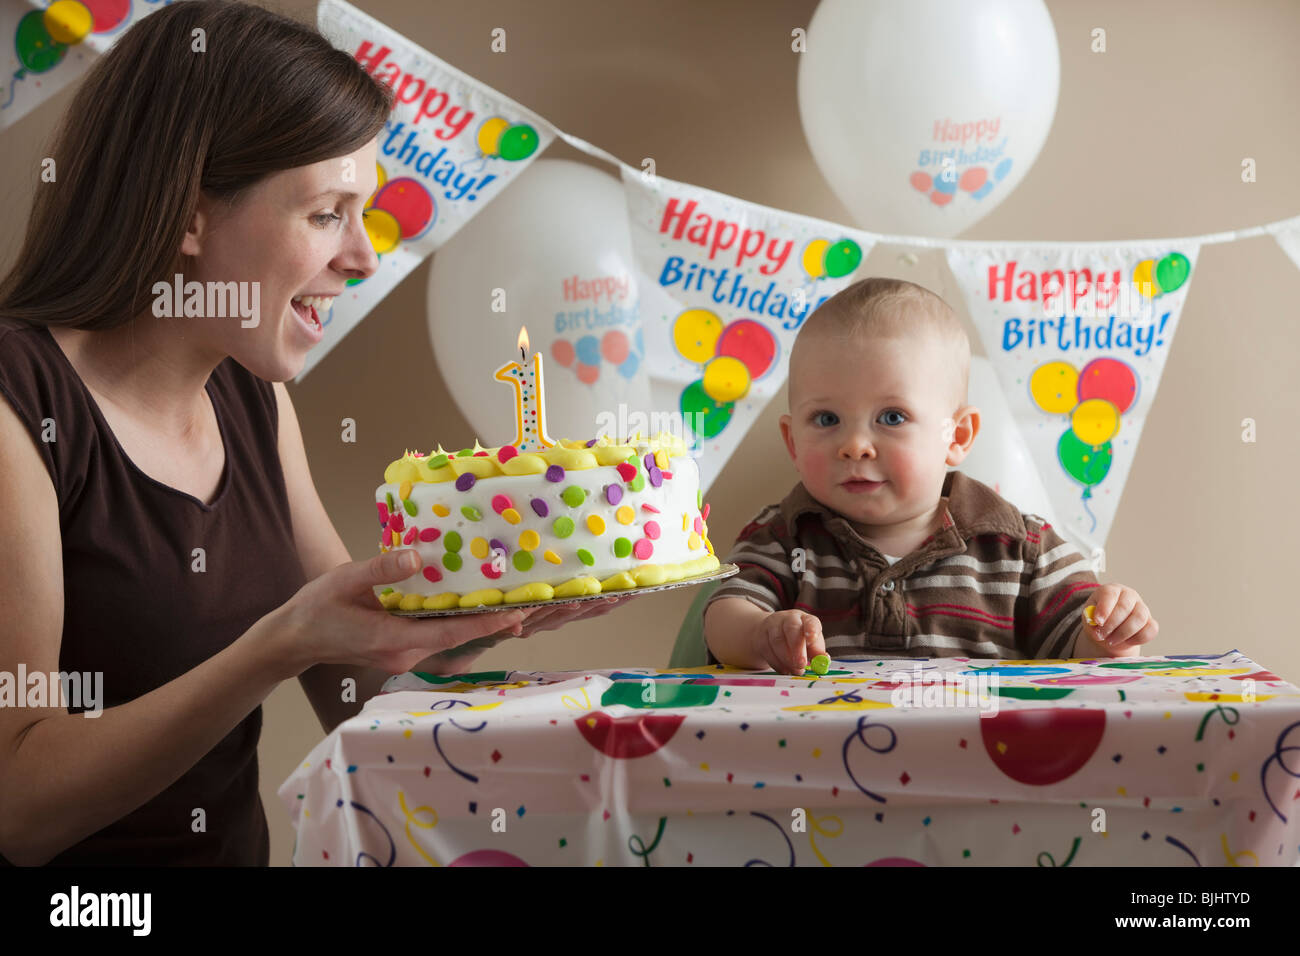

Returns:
376,449,706,597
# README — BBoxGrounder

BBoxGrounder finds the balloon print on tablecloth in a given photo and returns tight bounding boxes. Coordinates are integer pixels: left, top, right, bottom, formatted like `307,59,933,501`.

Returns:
980,708,1106,786
672,309,779,444
344,162,436,295
550,327,645,387
4,0,130,111
575,711,685,758
1028,250,1189,532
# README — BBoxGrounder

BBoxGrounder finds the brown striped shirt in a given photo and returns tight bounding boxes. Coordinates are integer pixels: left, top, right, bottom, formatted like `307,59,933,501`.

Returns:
706,470,1099,661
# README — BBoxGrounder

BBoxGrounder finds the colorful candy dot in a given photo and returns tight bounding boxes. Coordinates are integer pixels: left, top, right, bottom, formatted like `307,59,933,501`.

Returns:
644,521,661,539
423,566,442,583
470,537,490,559
613,537,632,558
419,527,440,542
404,499,418,516
491,494,514,514
399,479,412,501
457,448,474,457
388,512,405,532
654,450,669,469
633,539,653,560
428,453,449,469
562,486,586,507
432,504,450,517
648,466,663,487
694,516,705,533
629,475,645,492
702,503,711,521
688,531,702,550
502,508,522,525
616,463,637,482
497,445,518,463
577,549,595,566
587,515,606,535
641,503,660,514
530,498,549,518
455,473,476,492
697,489,703,508
481,562,502,580
643,453,655,470
461,505,482,521
513,551,534,572
545,465,565,482
553,516,575,538
442,553,463,572
444,531,462,552
605,484,623,506
386,492,396,512
377,502,389,525
543,550,562,564
489,538,508,556
403,527,417,545
519,529,541,551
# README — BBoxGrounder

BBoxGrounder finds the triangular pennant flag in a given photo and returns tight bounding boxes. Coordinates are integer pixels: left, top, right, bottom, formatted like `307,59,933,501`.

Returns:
622,169,874,490
298,0,558,379
1272,218,1300,273
945,242,1200,558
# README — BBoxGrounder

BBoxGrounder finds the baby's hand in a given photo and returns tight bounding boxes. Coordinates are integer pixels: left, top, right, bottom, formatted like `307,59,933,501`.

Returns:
1083,584,1158,657
760,609,826,676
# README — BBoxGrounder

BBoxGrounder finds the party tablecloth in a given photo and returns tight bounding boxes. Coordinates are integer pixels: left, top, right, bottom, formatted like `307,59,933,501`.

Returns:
279,650,1300,866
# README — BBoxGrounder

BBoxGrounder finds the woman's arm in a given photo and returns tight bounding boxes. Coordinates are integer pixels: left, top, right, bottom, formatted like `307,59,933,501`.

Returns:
0,393,299,865
272,383,392,734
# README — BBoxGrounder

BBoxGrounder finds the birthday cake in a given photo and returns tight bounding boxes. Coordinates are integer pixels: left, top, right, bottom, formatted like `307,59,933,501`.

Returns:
374,433,719,610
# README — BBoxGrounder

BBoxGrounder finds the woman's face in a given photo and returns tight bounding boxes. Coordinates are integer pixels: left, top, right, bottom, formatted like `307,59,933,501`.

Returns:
183,137,381,380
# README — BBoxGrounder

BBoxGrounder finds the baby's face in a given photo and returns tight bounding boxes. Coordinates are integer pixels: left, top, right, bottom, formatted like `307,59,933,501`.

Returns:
779,330,972,535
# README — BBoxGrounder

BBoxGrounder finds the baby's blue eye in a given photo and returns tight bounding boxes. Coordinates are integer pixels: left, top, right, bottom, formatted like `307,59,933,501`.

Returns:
879,410,906,426
812,411,839,427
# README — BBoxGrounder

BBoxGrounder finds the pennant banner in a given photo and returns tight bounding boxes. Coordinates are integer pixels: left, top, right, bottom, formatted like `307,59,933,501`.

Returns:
622,168,874,490
945,243,1200,558
300,0,558,378
0,0,165,130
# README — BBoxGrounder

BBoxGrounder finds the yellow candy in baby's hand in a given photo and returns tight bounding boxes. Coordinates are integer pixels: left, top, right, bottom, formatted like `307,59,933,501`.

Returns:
1083,604,1099,627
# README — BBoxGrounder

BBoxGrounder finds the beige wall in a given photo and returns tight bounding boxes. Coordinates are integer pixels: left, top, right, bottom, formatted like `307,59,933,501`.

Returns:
5,0,1298,865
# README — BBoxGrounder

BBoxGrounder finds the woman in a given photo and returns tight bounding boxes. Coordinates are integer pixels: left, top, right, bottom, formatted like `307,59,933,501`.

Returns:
0,0,617,866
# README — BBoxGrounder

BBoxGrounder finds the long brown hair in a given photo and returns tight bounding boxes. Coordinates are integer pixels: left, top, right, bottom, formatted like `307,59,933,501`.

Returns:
0,0,392,330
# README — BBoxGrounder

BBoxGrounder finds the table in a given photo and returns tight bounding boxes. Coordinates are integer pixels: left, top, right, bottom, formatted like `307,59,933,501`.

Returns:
279,650,1300,866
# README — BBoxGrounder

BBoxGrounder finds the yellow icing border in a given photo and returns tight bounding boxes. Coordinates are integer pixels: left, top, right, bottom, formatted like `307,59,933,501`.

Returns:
377,554,720,610
384,432,690,485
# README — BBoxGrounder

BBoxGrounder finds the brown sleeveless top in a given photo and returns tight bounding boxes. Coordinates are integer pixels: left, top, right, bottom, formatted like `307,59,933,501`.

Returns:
0,318,307,865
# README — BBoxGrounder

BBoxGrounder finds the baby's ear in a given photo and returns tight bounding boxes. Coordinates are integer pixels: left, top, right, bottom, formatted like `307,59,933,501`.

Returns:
779,414,796,459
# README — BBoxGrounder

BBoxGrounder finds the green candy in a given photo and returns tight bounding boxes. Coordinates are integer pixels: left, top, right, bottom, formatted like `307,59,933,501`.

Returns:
629,475,645,492
697,488,703,508
444,531,462,552
457,447,474,457
428,454,449,469
577,549,594,566
561,485,586,507
381,587,394,595
442,552,462,572
386,492,396,512
461,505,482,521
809,654,831,676
513,551,534,572
553,516,575,538
613,537,632,558
404,499,418,517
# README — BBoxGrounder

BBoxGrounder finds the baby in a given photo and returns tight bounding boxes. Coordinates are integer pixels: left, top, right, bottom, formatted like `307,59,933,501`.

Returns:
703,277,1158,675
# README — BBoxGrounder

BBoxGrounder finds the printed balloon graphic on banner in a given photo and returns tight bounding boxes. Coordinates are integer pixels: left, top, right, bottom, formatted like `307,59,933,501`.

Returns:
672,309,778,441
344,162,437,304
429,159,650,444
474,115,540,163
3,0,145,128
945,243,1199,558
798,0,1059,237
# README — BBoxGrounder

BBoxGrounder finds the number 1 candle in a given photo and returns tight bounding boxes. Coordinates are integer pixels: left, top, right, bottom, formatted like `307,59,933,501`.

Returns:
494,325,556,451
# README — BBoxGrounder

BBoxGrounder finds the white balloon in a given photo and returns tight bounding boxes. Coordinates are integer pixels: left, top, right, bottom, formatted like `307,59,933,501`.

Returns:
428,159,650,447
798,0,1059,238
957,357,1059,527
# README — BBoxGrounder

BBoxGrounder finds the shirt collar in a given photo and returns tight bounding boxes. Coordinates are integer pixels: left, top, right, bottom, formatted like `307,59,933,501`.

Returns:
777,470,1025,550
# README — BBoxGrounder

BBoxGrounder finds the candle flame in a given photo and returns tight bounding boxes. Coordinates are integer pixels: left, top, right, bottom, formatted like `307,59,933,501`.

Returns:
517,325,530,358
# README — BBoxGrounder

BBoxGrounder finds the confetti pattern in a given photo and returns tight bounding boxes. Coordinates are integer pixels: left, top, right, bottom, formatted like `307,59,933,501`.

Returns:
279,651,1300,866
